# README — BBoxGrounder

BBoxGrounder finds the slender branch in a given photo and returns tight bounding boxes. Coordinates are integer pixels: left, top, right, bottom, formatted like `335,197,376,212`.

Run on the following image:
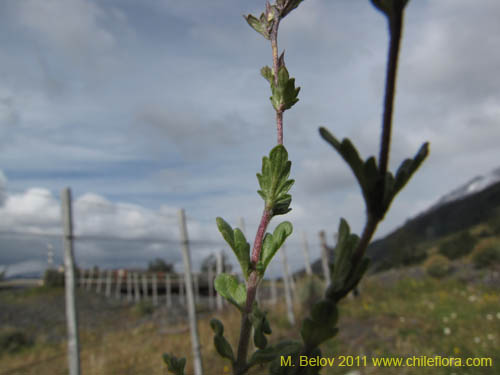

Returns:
352,214,378,269
251,209,272,263
271,18,284,145
378,11,404,179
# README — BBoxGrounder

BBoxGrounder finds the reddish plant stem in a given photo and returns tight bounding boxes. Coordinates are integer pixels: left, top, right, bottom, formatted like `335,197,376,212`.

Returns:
271,17,283,145
251,209,272,263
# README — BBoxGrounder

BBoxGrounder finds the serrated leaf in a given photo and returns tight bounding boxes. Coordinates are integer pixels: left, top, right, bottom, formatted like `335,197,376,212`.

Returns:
244,14,270,39
216,217,251,279
214,273,247,310
269,66,300,111
257,145,294,216
260,221,293,272
163,353,186,375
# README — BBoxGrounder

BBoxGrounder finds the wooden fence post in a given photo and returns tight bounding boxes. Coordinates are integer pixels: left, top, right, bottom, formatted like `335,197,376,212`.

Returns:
216,251,223,311
127,272,132,302
79,269,85,289
319,231,331,285
270,279,277,306
280,245,295,325
280,244,295,324
193,273,199,305
115,270,123,300
179,274,185,306
86,268,93,292
105,270,112,298
61,187,81,375
207,266,214,310
302,231,313,276
166,273,172,308
141,273,148,300
133,272,141,303
96,269,102,294
178,208,204,375
152,273,158,306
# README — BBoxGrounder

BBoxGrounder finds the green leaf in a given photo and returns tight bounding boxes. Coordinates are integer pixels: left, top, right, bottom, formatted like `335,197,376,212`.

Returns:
249,340,302,368
330,219,359,294
381,142,429,217
259,221,293,272
243,14,270,39
270,66,300,111
261,66,274,84
163,353,186,375
257,145,294,216
301,300,339,348
216,217,251,279
214,273,247,310
210,319,235,362
250,305,272,349
319,128,366,195
280,0,304,19
392,142,429,196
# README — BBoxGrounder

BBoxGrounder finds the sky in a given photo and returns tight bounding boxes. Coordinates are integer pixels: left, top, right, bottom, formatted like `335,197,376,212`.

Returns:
1,0,500,278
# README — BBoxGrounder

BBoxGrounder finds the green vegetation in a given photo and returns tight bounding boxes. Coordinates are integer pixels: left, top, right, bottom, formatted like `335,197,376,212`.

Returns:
43,269,65,288
0,327,33,355
1,271,499,374
472,245,500,269
439,231,477,260
424,254,451,279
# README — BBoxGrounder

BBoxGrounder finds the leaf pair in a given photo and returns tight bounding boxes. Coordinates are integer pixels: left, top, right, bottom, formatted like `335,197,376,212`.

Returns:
250,305,272,349
319,127,428,220
214,273,247,311
163,353,186,375
210,319,235,363
261,65,300,112
301,300,339,349
244,0,304,40
257,145,295,216
326,219,370,302
216,217,250,279
244,2,276,40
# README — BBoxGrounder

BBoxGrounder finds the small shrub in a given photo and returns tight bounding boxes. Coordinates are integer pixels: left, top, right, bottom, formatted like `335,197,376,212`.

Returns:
43,269,64,288
132,301,154,317
424,254,451,279
0,328,33,355
472,246,500,269
438,231,477,260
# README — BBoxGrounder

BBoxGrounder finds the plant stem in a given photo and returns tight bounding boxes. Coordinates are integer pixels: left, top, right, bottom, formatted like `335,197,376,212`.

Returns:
378,11,403,179
234,271,258,374
352,214,378,269
271,17,284,145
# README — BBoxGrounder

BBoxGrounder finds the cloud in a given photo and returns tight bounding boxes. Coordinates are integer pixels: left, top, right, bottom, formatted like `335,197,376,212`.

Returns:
16,0,115,57
0,171,6,206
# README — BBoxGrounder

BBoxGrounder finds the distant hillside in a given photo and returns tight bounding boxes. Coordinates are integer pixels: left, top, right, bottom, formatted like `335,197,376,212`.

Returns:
306,180,500,276
368,180,500,271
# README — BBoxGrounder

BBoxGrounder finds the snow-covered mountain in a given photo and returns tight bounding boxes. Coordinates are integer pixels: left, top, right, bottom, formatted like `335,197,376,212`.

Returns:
428,166,500,212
